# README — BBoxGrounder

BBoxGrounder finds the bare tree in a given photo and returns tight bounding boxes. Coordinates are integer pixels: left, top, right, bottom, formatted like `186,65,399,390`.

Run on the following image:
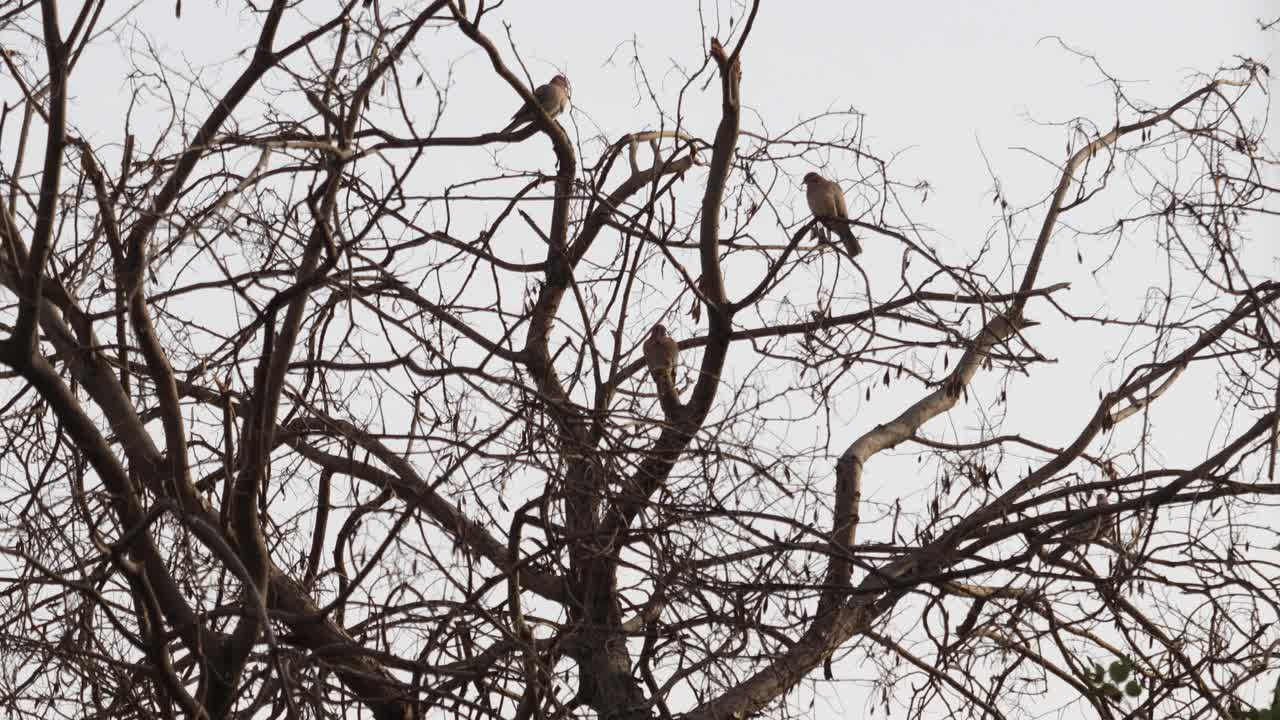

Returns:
0,2,1276,719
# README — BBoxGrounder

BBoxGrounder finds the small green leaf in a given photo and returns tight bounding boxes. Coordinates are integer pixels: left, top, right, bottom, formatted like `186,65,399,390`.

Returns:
1125,680,1142,697
1109,660,1130,683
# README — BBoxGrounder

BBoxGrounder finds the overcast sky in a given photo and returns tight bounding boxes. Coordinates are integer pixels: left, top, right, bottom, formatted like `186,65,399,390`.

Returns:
4,1,1278,717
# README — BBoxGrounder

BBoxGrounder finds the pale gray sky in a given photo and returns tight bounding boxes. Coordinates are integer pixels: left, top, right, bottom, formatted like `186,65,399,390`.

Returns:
2,1,1277,717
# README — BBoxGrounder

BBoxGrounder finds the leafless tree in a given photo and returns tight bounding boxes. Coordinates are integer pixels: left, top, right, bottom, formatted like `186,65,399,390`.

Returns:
0,2,1276,719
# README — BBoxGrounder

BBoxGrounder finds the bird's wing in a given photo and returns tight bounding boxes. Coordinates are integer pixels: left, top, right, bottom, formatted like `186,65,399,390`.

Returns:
643,338,661,368
832,183,849,219
533,83,555,111
806,186,831,217
509,84,549,121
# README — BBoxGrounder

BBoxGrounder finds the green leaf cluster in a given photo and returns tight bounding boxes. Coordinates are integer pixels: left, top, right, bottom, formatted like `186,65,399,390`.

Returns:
1084,658,1142,704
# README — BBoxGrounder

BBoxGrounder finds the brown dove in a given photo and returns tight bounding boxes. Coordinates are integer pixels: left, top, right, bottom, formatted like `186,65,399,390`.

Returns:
502,74,570,133
802,172,861,258
643,324,679,396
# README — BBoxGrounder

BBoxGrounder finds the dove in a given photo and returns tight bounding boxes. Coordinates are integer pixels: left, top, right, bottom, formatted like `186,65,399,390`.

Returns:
502,74,570,133
802,172,861,258
642,324,679,397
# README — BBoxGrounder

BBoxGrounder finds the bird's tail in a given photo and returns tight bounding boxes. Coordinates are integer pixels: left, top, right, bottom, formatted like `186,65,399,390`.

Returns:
501,106,533,133
827,221,862,258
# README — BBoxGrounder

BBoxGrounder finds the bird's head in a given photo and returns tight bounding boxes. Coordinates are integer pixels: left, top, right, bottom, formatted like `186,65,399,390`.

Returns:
551,74,570,92
801,171,823,187
650,323,668,338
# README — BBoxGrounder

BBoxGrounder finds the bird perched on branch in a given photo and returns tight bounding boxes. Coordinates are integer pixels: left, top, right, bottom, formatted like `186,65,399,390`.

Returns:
643,324,679,398
502,74,570,133
802,172,861,258
1044,493,1111,564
